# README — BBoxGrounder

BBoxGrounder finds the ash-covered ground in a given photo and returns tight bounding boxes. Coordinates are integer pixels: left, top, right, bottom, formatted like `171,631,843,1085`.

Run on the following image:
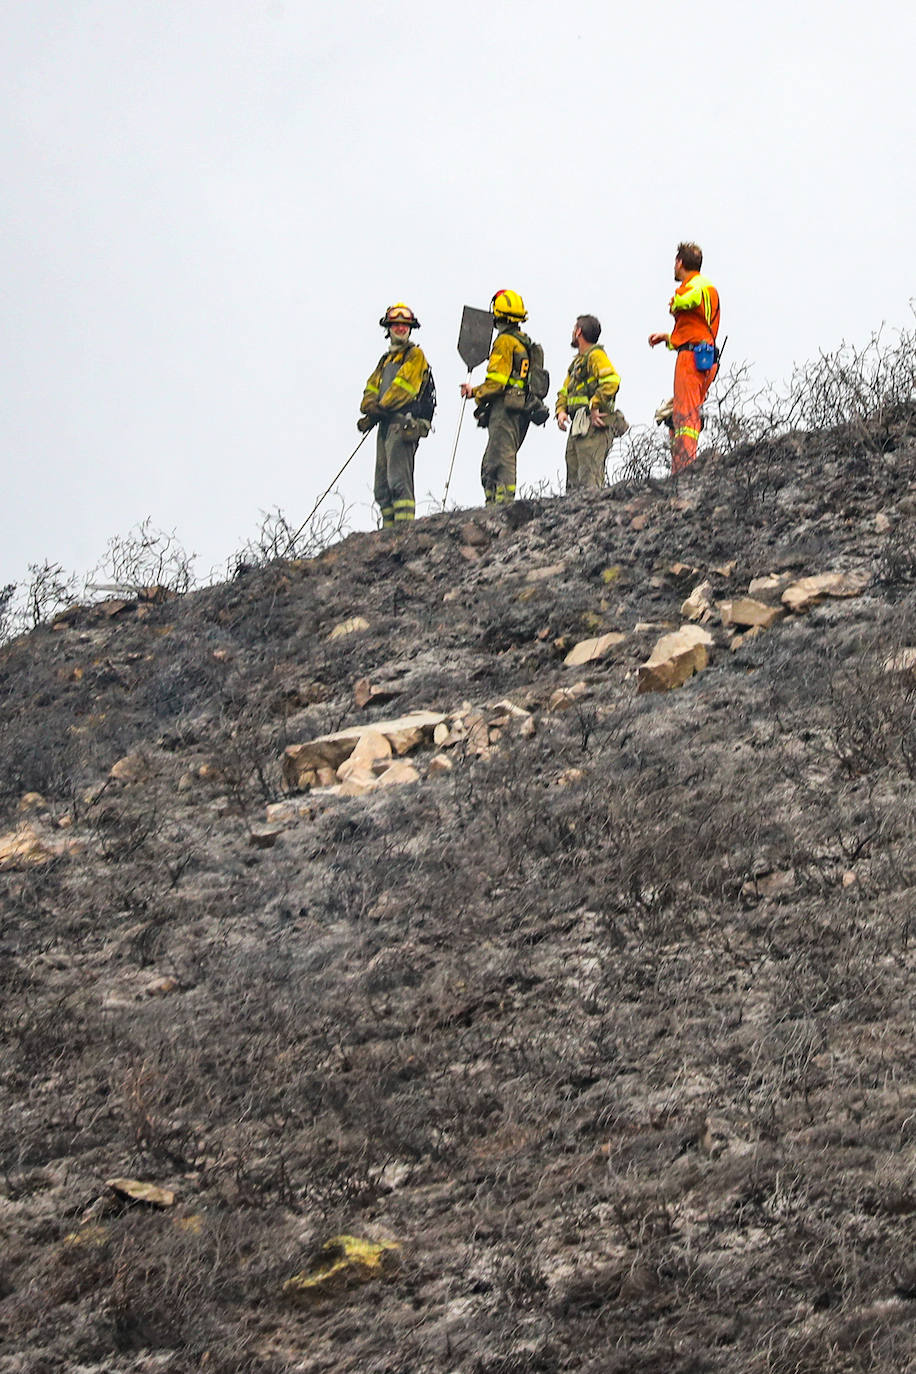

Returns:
2,414,916,1373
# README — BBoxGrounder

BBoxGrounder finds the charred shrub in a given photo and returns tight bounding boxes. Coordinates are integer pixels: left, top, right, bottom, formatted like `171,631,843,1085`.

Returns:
827,654,916,779
102,1211,275,1358
0,713,82,813
877,525,916,588
90,517,196,595
139,650,225,720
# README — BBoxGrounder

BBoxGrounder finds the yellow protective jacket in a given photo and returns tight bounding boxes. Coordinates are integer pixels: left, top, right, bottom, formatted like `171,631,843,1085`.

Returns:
361,343,429,415
556,345,620,416
473,327,530,403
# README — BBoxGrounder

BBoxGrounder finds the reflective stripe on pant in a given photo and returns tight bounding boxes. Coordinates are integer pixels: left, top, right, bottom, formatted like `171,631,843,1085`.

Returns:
480,396,529,504
374,422,418,525
565,427,610,492
672,349,717,475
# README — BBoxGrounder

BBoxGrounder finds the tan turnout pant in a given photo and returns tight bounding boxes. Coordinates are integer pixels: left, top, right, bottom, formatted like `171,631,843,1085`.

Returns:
480,397,530,504
565,427,610,491
375,420,418,526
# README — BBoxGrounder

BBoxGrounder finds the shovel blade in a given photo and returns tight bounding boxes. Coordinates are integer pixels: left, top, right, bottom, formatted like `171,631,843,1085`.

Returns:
457,306,494,371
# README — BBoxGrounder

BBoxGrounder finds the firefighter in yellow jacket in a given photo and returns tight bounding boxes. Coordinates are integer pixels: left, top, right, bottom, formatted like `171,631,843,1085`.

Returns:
359,304,430,526
556,315,622,491
460,289,532,505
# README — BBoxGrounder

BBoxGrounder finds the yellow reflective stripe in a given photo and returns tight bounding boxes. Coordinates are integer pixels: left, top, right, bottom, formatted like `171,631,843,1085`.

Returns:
485,370,510,385
567,397,589,407
673,286,703,310
393,375,418,395
393,498,415,510
506,378,525,389
366,382,380,394
674,426,700,439
672,273,715,320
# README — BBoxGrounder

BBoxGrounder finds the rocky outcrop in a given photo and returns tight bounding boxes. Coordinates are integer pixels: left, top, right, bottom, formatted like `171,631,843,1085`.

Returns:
719,597,784,629
0,822,83,872
563,632,625,667
282,712,446,790
637,624,713,693
681,580,714,622
781,569,871,613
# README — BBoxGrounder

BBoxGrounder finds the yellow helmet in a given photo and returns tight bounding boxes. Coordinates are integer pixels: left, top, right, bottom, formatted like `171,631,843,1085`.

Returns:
379,302,421,330
491,289,527,323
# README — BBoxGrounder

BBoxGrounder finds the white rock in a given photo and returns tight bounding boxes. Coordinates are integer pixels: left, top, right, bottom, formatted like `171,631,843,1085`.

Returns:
884,647,916,674
266,800,310,824
283,711,446,789
563,632,626,667
681,581,714,622
328,616,369,640
525,562,566,583
0,824,84,873
747,573,791,600
781,569,870,613
637,625,713,694
375,761,420,787
337,768,379,797
548,682,590,712
719,597,783,629
109,753,150,783
336,730,392,782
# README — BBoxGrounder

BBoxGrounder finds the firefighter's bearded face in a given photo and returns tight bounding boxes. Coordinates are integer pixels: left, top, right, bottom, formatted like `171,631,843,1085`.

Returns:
570,325,581,349
390,323,411,343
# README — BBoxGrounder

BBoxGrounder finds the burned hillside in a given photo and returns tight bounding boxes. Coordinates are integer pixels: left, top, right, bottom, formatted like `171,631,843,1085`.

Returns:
2,408,916,1374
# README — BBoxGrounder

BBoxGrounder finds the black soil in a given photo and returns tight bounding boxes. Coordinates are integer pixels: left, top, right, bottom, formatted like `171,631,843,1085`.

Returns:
2,417,916,1372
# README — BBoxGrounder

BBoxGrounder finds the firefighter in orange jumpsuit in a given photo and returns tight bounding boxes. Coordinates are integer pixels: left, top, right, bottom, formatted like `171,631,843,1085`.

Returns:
649,242,720,474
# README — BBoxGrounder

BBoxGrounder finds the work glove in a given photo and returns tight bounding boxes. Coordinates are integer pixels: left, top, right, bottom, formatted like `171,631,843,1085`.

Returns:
356,414,376,433
654,398,674,430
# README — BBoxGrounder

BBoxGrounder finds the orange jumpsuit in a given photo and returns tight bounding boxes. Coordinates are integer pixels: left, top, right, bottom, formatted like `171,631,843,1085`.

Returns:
667,271,720,474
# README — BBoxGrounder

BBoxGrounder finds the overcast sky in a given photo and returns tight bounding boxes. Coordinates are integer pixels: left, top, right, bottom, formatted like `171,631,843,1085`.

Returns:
2,0,914,590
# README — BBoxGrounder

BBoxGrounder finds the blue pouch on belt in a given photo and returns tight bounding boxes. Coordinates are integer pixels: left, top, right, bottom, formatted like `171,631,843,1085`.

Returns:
692,341,717,372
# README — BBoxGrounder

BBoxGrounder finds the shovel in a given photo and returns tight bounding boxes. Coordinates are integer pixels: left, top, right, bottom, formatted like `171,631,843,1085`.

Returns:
442,305,494,507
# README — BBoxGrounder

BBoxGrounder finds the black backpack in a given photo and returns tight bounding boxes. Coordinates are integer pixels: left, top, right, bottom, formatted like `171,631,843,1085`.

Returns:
524,339,550,401
412,365,437,424
508,331,550,424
